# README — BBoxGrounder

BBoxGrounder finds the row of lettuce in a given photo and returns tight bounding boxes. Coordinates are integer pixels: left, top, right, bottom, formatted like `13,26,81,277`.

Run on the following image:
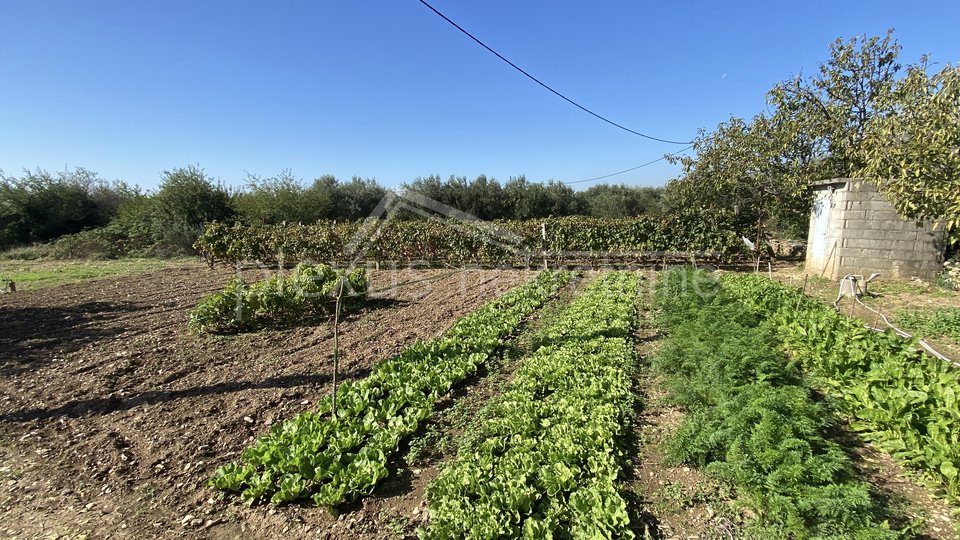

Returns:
422,272,640,538
193,217,749,267
653,269,903,538
208,270,572,506
206,270,645,537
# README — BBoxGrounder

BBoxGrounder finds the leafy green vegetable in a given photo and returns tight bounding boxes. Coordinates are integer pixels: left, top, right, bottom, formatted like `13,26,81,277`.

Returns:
208,270,572,508
653,268,899,538
723,273,960,503
188,263,367,333
422,272,640,539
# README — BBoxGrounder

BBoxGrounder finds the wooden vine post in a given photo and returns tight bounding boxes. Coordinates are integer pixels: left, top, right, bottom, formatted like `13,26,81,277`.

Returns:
541,222,548,270
795,274,809,311
331,278,346,419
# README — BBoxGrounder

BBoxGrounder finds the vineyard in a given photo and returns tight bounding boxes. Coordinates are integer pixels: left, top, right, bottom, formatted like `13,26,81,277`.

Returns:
193,216,751,267
1,263,959,539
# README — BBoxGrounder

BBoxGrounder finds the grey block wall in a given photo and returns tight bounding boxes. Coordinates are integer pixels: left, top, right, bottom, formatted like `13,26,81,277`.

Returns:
805,179,945,281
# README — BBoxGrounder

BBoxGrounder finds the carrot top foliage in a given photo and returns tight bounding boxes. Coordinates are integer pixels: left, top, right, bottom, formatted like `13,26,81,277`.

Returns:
653,268,902,539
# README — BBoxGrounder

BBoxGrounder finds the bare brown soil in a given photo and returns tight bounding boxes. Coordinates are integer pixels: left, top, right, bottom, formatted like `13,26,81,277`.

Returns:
848,436,958,540
0,265,534,539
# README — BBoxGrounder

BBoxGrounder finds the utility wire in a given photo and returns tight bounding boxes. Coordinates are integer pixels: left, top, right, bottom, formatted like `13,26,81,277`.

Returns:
416,0,693,145
562,144,694,185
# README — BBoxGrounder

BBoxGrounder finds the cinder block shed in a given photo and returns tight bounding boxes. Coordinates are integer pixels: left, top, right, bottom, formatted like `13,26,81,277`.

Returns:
805,178,945,281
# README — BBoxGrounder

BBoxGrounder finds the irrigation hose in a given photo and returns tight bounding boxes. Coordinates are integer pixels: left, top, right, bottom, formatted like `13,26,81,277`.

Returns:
850,295,959,367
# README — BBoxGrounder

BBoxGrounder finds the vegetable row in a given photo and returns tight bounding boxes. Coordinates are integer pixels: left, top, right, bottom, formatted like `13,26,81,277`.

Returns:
188,263,368,334
422,271,640,539
208,270,572,507
723,273,960,500
653,268,900,538
194,216,749,267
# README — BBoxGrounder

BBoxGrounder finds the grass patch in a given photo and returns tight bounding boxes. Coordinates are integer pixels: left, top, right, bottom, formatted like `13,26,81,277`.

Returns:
869,280,953,299
0,258,193,291
895,308,960,342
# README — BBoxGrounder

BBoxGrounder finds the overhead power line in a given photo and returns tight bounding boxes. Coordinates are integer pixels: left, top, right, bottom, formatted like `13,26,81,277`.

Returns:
562,145,694,185
416,0,693,145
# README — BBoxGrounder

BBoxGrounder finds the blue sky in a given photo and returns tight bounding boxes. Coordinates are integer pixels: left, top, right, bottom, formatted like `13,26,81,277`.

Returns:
1,1,958,191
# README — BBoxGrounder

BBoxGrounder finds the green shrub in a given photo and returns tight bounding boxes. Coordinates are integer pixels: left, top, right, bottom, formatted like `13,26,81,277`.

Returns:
188,264,368,333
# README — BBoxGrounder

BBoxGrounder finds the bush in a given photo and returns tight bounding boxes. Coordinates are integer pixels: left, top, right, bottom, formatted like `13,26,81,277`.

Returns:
0,168,134,250
188,265,368,333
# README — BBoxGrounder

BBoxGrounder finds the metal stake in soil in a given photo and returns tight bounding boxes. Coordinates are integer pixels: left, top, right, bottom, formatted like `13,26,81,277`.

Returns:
331,279,346,419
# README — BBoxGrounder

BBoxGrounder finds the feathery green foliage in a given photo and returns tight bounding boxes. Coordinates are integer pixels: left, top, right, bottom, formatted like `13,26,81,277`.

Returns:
653,268,899,539
723,274,960,504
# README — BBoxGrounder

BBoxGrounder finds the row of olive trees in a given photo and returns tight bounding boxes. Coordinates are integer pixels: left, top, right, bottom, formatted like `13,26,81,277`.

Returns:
0,165,666,257
665,30,960,246
230,172,664,224
402,175,663,221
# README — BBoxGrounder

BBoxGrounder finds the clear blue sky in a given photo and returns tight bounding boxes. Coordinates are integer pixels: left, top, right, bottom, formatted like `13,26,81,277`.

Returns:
2,1,958,191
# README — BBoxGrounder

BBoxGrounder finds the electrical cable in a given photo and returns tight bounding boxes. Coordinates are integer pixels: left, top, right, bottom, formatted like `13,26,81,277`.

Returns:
561,144,694,185
416,0,692,145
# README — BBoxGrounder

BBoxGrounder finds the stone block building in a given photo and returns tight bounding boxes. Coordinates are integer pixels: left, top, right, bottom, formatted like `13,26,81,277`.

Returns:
805,179,945,281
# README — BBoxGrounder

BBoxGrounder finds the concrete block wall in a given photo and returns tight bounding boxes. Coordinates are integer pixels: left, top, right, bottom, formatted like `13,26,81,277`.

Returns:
806,179,945,281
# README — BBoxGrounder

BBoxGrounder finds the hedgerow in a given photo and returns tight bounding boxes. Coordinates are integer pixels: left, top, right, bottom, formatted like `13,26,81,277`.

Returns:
193,217,748,267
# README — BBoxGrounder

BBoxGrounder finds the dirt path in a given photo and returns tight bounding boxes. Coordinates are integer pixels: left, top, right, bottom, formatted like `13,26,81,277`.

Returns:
0,265,533,539
624,281,738,540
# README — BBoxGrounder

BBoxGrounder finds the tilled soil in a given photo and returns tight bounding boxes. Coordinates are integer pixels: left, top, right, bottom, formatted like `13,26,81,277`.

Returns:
0,264,533,539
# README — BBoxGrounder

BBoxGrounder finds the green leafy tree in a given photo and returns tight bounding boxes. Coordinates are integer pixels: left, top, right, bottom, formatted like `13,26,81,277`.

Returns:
576,183,663,218
502,176,576,219
233,169,331,224
0,167,116,248
149,166,234,252
666,115,812,249
859,63,960,245
153,166,234,229
330,176,386,220
767,30,902,177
